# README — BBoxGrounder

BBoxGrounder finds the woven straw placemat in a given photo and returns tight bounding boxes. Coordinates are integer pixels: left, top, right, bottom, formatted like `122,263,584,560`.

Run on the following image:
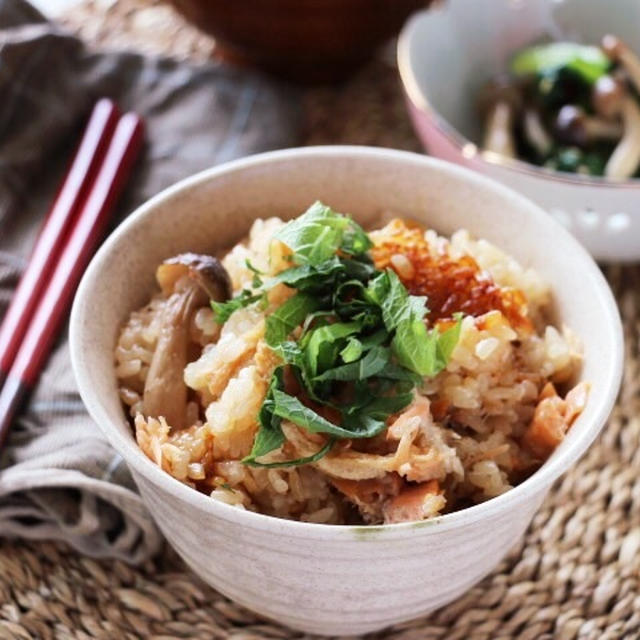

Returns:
1,2,639,638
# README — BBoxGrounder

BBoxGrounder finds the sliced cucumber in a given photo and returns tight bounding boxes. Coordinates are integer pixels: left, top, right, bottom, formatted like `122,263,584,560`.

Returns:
511,42,610,84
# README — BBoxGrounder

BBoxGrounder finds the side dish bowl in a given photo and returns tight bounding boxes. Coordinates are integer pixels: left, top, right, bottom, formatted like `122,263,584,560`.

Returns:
70,147,622,636
168,0,428,83
398,0,640,261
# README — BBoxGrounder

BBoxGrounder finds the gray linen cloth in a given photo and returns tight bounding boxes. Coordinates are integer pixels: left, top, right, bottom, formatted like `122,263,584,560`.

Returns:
0,0,300,563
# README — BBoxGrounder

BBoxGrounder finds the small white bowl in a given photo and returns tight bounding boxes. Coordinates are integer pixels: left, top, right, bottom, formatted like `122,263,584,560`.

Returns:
398,0,640,262
70,147,622,636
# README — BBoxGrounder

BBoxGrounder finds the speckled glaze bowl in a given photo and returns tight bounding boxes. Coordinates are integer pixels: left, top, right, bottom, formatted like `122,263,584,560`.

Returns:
398,0,640,261
70,147,622,636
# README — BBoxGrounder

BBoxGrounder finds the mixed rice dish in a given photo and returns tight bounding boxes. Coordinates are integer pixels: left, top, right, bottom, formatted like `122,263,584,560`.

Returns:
116,203,588,525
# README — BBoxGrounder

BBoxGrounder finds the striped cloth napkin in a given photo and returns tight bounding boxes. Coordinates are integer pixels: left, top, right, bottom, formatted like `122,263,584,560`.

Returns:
0,0,300,563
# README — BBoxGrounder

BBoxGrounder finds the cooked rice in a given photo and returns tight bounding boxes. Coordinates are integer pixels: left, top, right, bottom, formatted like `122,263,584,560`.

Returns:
115,216,586,525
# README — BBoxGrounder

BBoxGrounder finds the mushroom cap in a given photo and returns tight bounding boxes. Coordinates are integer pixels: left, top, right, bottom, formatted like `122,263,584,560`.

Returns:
601,34,625,62
592,74,626,119
555,105,588,146
477,75,523,115
156,253,232,301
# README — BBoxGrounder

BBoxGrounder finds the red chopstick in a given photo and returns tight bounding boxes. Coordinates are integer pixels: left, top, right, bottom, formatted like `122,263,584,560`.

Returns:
0,99,119,387
0,112,144,449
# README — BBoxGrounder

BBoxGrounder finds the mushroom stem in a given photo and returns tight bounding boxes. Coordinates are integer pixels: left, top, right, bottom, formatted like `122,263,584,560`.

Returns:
602,35,640,95
584,118,623,140
605,96,640,179
523,109,552,156
143,285,205,429
483,102,516,157
143,254,231,428
555,104,622,147
478,77,521,158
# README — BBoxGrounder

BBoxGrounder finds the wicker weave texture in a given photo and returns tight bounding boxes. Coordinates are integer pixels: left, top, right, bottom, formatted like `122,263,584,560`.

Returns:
1,2,639,638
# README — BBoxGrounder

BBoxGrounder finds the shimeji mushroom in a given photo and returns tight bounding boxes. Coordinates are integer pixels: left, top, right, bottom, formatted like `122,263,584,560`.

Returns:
478,77,522,158
592,74,627,119
602,35,640,95
593,75,640,179
143,253,231,428
555,104,623,147
523,109,553,157
606,99,640,178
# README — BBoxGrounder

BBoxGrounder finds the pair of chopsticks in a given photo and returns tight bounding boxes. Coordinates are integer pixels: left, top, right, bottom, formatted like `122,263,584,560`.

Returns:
0,99,144,450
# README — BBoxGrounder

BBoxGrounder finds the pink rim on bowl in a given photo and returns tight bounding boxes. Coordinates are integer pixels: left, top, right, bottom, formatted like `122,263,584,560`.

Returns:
397,15,640,191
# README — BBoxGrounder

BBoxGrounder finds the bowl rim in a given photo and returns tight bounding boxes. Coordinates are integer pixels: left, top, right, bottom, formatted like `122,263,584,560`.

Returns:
397,8,640,189
70,145,624,541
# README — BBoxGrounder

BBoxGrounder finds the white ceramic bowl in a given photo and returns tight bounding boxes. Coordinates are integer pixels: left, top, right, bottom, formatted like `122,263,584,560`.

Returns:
398,0,640,262
70,147,623,636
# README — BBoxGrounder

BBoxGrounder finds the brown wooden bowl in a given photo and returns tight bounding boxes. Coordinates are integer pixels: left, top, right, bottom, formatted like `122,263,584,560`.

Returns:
168,0,429,83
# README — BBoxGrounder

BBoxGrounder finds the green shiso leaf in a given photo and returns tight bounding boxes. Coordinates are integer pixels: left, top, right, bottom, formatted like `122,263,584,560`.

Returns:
345,392,415,420
392,314,463,377
274,201,371,265
235,202,465,468
271,389,393,439
304,321,361,376
341,255,377,281
358,329,388,350
242,368,285,463
243,438,335,468
274,201,351,265
391,316,436,376
273,340,304,366
211,289,262,324
341,223,373,256
374,362,422,385
368,269,428,331
244,425,285,464
340,337,363,363
245,259,264,288
270,256,345,292
313,345,390,382
510,42,610,84
265,293,319,347
435,314,464,369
